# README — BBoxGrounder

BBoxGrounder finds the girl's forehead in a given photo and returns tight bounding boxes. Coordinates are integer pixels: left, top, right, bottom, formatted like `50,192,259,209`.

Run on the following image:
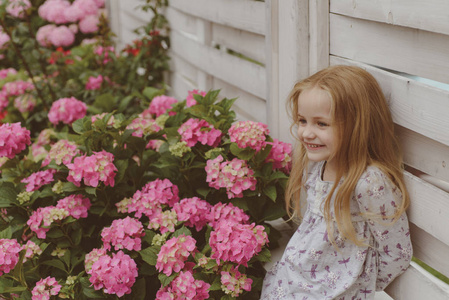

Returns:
297,87,332,115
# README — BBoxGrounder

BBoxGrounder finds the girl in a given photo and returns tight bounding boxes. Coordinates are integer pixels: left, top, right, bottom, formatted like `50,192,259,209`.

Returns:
261,65,412,299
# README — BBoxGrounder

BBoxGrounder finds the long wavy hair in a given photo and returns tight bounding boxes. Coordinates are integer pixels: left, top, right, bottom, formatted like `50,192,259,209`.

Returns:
285,65,410,246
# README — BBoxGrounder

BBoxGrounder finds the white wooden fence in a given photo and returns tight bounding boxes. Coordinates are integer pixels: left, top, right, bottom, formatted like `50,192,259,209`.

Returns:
108,0,449,299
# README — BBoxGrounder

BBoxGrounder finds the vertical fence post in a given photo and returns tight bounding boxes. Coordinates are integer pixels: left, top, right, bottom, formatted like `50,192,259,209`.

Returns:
196,19,213,91
309,0,329,74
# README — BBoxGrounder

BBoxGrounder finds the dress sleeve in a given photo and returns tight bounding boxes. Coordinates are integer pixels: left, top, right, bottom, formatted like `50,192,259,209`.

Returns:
355,168,413,291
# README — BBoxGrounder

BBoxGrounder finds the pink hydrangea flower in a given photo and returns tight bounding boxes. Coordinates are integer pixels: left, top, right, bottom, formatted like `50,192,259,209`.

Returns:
27,206,69,239
148,210,178,234
0,31,10,50
126,116,161,137
85,74,103,90
72,0,99,16
6,0,31,19
79,14,99,33
205,155,257,199
220,266,253,297
228,120,270,152
156,270,210,300
36,129,55,147
66,150,117,187
56,194,91,219
101,217,144,251
209,221,268,266
0,68,16,79
93,45,115,64
2,80,34,96
208,202,249,229
14,94,36,113
63,4,84,22
148,95,178,117
265,138,292,172
185,89,206,107
84,247,107,273
0,239,21,276
49,25,75,47
48,97,87,125
31,276,61,300
21,169,57,192
22,240,42,262
42,139,80,166
89,250,138,297
91,112,116,127
173,197,211,231
0,122,31,159
156,234,196,276
38,0,71,24
36,24,56,47
178,118,222,147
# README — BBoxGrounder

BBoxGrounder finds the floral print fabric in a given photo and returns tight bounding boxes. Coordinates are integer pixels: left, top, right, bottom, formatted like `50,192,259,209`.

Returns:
261,161,412,299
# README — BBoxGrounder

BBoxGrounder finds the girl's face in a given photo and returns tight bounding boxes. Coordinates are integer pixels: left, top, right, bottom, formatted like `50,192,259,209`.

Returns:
297,87,336,166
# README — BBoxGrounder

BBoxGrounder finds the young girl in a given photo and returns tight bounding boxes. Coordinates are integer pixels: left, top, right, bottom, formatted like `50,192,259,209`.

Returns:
261,65,412,299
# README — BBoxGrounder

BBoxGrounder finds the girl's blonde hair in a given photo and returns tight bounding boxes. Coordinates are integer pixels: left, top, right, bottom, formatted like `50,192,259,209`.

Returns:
286,65,410,246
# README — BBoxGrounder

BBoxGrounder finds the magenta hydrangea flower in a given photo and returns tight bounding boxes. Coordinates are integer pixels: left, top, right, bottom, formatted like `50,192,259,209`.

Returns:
220,266,253,297
6,0,31,19
89,250,138,297
156,234,196,276
0,30,10,50
0,68,17,79
178,118,222,147
21,169,57,192
66,150,117,187
205,155,257,199
2,80,34,96
85,74,103,90
0,122,31,159
148,210,178,234
209,221,268,266
265,138,293,173
27,206,69,239
101,217,145,251
31,276,61,300
42,139,80,166
85,247,107,273
173,197,211,231
228,120,270,152
148,95,178,117
126,116,161,137
156,270,210,300
48,97,87,125
185,89,206,107
56,194,91,219
0,239,21,276
208,202,249,229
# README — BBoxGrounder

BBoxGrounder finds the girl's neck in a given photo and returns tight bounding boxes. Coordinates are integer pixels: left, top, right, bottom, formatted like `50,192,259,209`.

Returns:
322,160,337,182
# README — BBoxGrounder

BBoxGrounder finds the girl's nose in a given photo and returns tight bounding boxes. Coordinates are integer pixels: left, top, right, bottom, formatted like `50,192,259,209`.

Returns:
302,125,315,139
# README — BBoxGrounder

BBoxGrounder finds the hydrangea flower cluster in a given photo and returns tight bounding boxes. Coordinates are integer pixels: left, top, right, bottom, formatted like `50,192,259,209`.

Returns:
88,250,138,297
14,93,36,113
126,116,161,138
265,138,292,172
0,239,21,276
178,118,222,147
85,74,103,90
156,234,196,276
101,217,145,251
0,122,31,159
56,194,91,219
228,120,270,152
185,89,206,107
209,221,268,266
148,210,178,234
27,206,70,239
0,30,10,51
30,128,55,162
2,80,34,96
42,139,80,166
148,95,178,117
0,68,16,79
220,266,253,297
208,202,249,229
205,155,257,199
173,197,212,231
48,97,87,125
91,112,117,128
6,0,31,19
31,276,61,300
84,247,107,273
156,270,210,300
22,240,42,262
66,150,117,187
21,169,57,192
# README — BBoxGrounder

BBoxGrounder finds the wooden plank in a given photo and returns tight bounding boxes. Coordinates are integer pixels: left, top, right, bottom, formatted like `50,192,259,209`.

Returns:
169,0,265,35
121,0,153,24
330,0,449,36
168,71,196,101
169,54,198,87
329,13,449,85
212,23,266,65
385,263,449,300
170,31,266,99
309,0,329,74
165,6,197,36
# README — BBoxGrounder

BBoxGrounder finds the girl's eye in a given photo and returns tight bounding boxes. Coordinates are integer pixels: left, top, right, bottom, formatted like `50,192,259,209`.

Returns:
317,121,329,127
298,118,306,125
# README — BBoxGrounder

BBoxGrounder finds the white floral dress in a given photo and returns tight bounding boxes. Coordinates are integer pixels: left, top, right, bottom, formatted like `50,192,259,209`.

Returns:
261,161,412,300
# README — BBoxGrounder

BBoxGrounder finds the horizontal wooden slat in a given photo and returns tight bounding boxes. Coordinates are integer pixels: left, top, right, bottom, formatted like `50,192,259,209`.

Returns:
168,71,196,102
330,14,449,85
385,263,449,300
212,23,266,65
165,6,197,36
169,0,265,35
330,0,449,36
120,0,153,24
170,31,267,99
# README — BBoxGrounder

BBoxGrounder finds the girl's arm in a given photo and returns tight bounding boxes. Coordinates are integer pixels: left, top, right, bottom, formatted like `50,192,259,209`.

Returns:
355,168,413,291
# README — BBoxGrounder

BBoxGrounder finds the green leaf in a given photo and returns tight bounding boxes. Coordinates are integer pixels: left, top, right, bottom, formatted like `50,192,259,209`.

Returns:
173,226,192,238
85,187,97,195
196,187,210,198
93,93,115,112
209,276,222,291
139,246,160,266
0,286,27,294
0,227,12,239
229,143,255,161
255,247,271,263
221,295,235,300
143,86,163,100
115,159,129,183
118,95,134,113
263,185,277,202
131,278,146,300
42,259,67,273
80,277,105,298
158,272,177,287
0,182,18,208
46,228,65,239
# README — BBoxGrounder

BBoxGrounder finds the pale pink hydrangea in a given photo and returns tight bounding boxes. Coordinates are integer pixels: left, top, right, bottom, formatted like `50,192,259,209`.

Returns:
89,250,138,297
147,139,164,151
0,239,21,276
49,25,75,47
21,169,57,192
0,68,16,79
6,0,31,19
72,0,99,16
48,97,87,125
14,93,36,113
220,266,253,297
66,150,117,187
85,74,103,90
36,24,56,47
79,14,99,33
27,206,69,239
91,112,116,127
0,122,31,159
92,0,105,7
126,116,161,137
37,129,55,146
156,270,210,300
42,139,80,166
209,221,268,266
148,210,178,234
84,247,107,273
173,197,211,231
228,120,270,152
208,202,249,229
156,234,196,276
101,216,144,251
185,89,206,107
265,138,292,172
38,0,71,24
22,240,42,262
2,80,34,96
56,194,91,219
31,276,61,300
63,4,84,22
205,155,257,199
31,144,48,162
0,31,10,50
148,95,178,117
178,118,222,147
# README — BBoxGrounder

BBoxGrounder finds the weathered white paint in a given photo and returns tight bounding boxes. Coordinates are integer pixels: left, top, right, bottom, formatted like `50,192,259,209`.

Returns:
309,0,329,74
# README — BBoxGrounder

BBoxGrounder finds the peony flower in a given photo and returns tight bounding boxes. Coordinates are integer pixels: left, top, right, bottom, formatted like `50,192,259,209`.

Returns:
147,95,178,117
0,239,21,276
79,14,99,33
178,118,222,147
6,0,31,19
208,202,249,229
42,139,80,166
31,276,61,300
14,93,36,113
265,138,292,172
48,97,87,125
49,25,75,47
27,206,69,239
173,197,211,231
156,270,210,300
56,194,91,219
221,266,253,297
101,217,145,251
36,24,56,47
0,122,31,159
85,74,103,90
185,89,206,107
228,120,270,152
156,235,196,276
21,169,57,192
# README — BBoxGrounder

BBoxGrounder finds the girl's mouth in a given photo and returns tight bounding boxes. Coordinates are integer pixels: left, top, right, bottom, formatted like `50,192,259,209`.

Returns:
305,143,323,150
